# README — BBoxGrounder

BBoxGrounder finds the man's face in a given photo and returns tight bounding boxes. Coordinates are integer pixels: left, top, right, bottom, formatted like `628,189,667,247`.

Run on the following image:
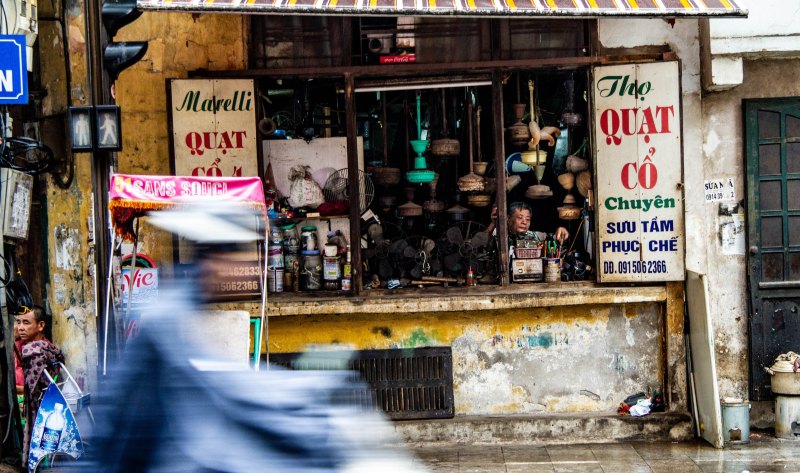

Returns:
509,208,531,234
17,311,44,342
13,316,21,341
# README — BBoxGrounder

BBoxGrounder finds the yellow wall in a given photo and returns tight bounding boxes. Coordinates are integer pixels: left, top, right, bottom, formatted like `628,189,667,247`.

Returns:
263,303,665,415
50,9,248,391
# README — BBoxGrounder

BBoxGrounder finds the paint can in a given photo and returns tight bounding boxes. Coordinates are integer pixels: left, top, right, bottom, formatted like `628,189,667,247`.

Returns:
775,395,800,439
267,267,284,293
544,258,561,283
721,400,750,444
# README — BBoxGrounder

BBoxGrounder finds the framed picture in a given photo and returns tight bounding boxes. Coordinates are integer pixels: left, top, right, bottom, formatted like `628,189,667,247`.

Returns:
67,106,93,152
95,105,122,152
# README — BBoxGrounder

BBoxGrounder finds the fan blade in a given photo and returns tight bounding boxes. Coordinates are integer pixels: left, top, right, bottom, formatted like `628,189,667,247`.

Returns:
403,246,418,259
446,226,464,246
443,252,462,271
389,239,408,254
470,231,489,248
422,238,435,256
379,259,393,279
410,264,423,280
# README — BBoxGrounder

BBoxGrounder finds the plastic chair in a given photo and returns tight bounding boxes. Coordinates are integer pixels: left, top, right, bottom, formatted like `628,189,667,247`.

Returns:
43,362,95,426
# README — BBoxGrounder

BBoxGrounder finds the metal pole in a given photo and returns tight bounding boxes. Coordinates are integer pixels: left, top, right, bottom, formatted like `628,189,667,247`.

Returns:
124,219,139,325
102,232,116,375
257,220,269,370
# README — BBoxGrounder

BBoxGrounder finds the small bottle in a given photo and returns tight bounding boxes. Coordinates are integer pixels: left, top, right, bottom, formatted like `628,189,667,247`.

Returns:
41,402,66,452
341,247,352,291
466,266,475,287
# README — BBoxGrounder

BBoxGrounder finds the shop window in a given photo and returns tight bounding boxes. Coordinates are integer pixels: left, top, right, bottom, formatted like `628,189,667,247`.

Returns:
251,17,588,68
261,69,594,296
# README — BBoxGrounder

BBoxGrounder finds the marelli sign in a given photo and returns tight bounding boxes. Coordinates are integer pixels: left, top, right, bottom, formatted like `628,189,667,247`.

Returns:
170,79,258,178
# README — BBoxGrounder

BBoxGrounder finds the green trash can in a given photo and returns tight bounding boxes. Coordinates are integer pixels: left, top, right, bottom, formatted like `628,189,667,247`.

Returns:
721,400,750,444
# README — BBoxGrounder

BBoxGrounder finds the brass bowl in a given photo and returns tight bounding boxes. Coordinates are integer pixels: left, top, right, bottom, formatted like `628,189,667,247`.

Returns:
467,194,492,207
430,138,461,157
557,206,582,220
525,184,553,200
577,171,592,198
372,167,401,186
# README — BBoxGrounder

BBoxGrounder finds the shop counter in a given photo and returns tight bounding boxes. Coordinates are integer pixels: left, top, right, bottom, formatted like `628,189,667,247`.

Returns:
265,282,668,317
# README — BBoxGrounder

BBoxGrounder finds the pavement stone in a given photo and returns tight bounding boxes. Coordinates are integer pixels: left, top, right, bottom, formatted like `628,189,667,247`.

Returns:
408,431,800,473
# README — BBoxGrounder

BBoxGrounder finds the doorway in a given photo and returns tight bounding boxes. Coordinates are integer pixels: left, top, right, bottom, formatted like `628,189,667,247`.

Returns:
744,98,800,401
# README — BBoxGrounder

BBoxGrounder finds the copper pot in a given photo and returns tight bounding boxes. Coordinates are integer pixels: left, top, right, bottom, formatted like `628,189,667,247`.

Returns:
373,166,401,186
558,206,581,220
378,194,397,208
397,200,423,217
430,138,460,157
467,194,492,207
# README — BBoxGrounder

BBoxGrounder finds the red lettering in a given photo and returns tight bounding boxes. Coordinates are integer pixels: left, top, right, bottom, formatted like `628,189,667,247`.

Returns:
621,162,638,190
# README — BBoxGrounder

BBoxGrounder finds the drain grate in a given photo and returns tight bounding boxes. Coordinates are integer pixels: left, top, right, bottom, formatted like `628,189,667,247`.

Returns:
269,347,454,420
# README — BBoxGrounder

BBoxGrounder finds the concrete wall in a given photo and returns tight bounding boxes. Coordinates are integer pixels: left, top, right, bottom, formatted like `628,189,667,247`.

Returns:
268,303,663,415
702,57,800,402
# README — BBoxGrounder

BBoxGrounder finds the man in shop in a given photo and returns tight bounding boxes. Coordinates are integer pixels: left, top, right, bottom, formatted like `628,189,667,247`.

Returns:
485,201,569,244
17,305,64,468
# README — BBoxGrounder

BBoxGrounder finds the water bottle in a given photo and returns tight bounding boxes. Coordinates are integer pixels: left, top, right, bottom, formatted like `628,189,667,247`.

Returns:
41,402,66,452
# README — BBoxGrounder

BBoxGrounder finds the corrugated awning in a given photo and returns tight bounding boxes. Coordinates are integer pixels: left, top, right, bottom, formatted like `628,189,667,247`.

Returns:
136,0,747,17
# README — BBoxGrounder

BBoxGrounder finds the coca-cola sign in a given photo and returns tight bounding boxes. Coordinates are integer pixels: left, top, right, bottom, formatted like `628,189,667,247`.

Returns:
169,79,258,179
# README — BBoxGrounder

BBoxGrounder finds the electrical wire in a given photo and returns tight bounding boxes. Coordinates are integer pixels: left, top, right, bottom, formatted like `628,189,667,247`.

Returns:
1,136,53,175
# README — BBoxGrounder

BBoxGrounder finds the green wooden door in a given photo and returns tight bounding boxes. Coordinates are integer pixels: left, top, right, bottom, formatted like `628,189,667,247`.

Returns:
744,98,800,401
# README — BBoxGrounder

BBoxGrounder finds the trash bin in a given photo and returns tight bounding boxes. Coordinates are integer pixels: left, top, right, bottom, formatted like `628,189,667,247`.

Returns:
721,400,750,444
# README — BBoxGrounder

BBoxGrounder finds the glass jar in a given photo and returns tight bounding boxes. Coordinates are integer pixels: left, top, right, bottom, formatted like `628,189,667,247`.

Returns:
323,255,340,290
283,225,300,256
300,226,318,252
300,250,322,291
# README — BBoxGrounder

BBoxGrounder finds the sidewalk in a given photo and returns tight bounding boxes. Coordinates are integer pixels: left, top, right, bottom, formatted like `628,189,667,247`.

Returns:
408,431,800,472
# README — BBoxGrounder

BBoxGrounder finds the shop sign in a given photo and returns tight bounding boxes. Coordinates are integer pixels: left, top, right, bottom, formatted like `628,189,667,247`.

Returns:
169,79,258,178
203,257,262,301
593,61,685,283
121,267,159,304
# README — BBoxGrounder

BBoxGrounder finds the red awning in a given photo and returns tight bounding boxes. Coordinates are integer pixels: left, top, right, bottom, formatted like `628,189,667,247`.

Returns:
136,0,746,17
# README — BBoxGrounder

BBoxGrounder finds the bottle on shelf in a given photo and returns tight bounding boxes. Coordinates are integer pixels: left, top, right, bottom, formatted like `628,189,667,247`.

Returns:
341,247,352,291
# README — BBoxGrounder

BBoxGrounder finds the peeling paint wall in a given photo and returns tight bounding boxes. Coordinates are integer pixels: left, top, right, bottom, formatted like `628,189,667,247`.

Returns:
267,303,663,415
47,5,247,395
113,12,248,261
701,58,800,400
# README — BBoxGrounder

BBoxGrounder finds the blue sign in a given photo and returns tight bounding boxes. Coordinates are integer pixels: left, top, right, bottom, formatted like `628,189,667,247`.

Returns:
27,383,84,472
0,35,28,105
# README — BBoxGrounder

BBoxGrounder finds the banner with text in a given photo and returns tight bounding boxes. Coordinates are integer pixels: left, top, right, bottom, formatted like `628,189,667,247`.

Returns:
593,61,685,283
170,79,258,178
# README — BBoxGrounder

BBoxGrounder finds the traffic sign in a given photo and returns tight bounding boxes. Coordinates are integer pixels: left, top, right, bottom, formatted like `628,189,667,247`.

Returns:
0,35,28,105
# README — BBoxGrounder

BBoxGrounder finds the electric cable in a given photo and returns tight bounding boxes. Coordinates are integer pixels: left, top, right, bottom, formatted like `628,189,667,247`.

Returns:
1,135,53,175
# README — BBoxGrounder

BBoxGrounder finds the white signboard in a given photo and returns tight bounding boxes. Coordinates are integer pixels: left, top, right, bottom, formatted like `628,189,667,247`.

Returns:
704,178,736,203
170,79,258,178
593,62,685,282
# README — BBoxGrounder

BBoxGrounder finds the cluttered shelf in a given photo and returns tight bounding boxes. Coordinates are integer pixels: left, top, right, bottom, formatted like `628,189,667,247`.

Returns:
265,282,668,316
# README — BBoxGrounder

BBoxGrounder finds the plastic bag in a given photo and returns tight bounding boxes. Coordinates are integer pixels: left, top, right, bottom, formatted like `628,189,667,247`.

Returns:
287,165,324,209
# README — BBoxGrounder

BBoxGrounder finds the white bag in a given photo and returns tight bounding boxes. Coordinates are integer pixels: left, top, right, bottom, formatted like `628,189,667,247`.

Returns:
287,165,325,209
